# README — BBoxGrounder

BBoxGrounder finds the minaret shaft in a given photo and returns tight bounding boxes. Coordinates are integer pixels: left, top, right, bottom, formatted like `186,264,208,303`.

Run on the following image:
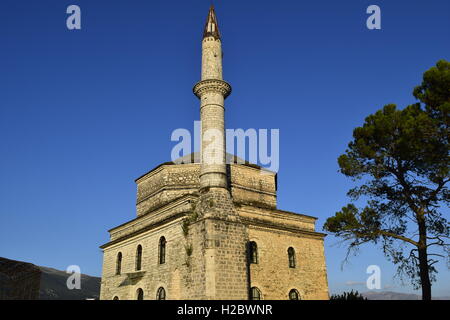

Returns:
201,37,223,80
194,6,231,191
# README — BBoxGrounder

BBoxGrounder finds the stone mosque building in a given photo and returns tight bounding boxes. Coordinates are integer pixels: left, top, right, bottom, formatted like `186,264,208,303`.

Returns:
99,6,329,300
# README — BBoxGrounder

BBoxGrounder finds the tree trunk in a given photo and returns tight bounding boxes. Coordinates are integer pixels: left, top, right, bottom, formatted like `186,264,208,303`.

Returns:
418,246,432,300
417,214,432,300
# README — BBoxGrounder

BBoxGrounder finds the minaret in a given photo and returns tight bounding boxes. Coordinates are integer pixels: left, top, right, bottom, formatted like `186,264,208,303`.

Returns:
193,5,231,192
190,6,249,300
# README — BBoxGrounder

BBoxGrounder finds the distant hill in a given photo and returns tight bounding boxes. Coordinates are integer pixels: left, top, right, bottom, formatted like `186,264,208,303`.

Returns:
362,291,420,300
361,291,450,300
38,266,100,300
0,257,100,300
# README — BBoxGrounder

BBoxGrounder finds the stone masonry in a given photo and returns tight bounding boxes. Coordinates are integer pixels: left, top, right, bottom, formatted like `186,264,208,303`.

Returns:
99,5,329,300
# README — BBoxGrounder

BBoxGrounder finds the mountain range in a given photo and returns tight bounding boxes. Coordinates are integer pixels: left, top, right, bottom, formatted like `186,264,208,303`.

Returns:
0,257,100,300
38,266,100,300
2,257,449,300
361,291,450,300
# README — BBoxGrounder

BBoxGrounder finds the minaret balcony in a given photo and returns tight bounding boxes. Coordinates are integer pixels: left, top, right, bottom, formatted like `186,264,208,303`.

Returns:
193,79,232,99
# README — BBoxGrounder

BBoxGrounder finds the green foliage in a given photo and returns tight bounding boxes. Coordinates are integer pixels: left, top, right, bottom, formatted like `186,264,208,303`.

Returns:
185,244,193,257
330,290,367,300
324,60,450,299
190,210,199,222
182,219,190,236
413,60,450,121
184,243,193,268
181,209,200,237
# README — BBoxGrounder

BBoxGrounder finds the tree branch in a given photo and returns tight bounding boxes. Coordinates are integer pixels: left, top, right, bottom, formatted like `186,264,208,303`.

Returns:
353,229,419,247
378,230,419,247
426,178,450,206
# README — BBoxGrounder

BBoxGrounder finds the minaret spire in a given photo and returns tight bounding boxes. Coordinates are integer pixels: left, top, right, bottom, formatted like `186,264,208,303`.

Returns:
203,5,221,40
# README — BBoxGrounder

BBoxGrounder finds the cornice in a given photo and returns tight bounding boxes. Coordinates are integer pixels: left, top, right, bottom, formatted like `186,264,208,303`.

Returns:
242,218,327,240
100,214,186,250
238,205,318,223
107,194,198,234
136,185,199,206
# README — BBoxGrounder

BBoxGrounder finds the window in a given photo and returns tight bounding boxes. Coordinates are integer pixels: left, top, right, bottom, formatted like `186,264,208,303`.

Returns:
136,288,144,300
248,241,258,264
159,237,166,264
288,247,296,268
113,296,119,300
250,287,261,300
156,287,166,300
116,252,122,275
136,245,142,271
289,289,300,300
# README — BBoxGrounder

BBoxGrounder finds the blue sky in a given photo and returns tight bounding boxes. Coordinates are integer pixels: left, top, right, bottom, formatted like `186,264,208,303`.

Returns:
0,0,449,296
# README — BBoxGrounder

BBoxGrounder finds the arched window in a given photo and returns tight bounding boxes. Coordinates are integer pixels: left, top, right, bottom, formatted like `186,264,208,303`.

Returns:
136,245,142,271
250,287,262,300
136,288,144,300
289,289,300,300
113,296,119,300
159,237,166,264
248,241,258,264
116,252,122,275
288,247,296,268
156,287,166,300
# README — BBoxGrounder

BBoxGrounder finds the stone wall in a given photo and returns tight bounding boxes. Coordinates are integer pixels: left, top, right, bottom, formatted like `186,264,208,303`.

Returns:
229,165,277,209
191,188,249,300
247,226,329,300
134,163,277,217
101,165,329,300
100,198,329,300
100,218,189,300
135,164,200,216
238,205,317,232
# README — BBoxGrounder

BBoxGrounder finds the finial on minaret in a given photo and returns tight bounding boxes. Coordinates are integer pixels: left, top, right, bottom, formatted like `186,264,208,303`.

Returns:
203,5,221,40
